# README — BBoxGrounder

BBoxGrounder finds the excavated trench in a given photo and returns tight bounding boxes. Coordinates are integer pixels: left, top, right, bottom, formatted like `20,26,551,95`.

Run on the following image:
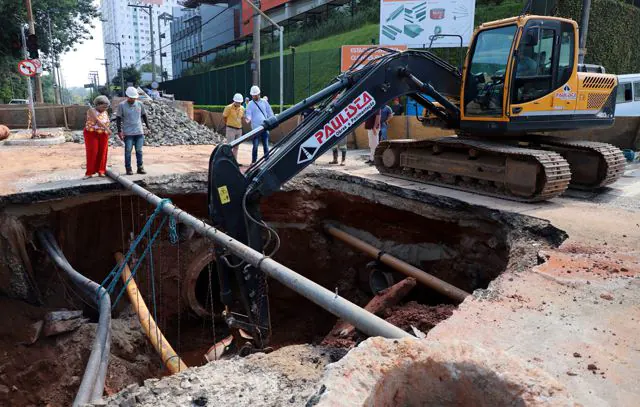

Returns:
0,180,566,406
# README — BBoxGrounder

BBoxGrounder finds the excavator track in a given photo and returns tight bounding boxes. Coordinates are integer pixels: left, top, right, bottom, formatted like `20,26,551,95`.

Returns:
529,137,626,190
374,137,572,202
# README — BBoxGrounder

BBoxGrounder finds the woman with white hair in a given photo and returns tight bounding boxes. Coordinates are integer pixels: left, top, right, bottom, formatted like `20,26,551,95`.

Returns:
83,95,112,178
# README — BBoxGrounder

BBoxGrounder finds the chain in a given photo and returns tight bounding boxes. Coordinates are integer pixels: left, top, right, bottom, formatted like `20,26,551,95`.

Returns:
176,214,182,369
207,242,217,358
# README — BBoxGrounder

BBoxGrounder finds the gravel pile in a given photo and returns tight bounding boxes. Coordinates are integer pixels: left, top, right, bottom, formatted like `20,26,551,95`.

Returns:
71,99,224,146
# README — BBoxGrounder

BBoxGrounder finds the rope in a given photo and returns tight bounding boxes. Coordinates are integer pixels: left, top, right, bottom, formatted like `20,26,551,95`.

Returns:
99,198,173,308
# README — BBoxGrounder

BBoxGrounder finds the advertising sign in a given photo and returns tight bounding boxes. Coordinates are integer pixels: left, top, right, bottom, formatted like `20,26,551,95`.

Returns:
379,0,476,48
340,45,408,72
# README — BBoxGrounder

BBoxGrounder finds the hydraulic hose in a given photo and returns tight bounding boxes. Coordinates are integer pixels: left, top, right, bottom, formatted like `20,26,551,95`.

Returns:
37,230,111,406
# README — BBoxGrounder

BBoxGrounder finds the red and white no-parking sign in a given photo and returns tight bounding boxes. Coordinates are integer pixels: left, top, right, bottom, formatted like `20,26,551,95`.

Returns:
18,60,37,77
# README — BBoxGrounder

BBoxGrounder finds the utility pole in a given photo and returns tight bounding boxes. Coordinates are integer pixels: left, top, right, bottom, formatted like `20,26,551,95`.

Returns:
20,25,37,137
243,0,284,112
129,4,156,82
46,13,61,104
578,0,591,64
106,42,124,96
25,0,44,103
252,0,261,86
158,12,173,83
97,58,111,96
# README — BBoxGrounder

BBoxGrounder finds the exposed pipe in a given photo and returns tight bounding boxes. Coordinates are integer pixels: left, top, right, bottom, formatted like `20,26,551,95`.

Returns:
37,230,111,406
324,225,471,303
106,169,412,340
114,252,188,374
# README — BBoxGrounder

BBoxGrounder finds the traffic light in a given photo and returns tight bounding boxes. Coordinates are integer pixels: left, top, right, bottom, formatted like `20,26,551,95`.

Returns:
10,34,22,58
26,34,38,59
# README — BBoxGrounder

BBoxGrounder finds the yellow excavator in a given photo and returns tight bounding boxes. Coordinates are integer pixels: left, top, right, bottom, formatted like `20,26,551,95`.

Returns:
207,15,626,346
375,15,625,201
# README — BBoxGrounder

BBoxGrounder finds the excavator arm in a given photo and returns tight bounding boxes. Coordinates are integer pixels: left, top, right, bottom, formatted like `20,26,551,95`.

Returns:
207,49,461,348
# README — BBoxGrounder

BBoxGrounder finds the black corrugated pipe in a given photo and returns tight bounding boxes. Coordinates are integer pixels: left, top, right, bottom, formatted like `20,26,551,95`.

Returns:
37,230,111,406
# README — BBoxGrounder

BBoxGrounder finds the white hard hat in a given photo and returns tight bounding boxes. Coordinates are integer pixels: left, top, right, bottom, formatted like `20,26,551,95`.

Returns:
250,85,261,96
233,93,243,103
125,87,139,99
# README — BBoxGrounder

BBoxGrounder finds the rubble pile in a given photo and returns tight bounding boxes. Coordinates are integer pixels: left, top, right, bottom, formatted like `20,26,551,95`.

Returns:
71,99,224,146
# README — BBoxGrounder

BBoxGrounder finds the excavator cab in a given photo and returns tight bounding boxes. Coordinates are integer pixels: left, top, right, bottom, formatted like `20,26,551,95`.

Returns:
460,16,617,135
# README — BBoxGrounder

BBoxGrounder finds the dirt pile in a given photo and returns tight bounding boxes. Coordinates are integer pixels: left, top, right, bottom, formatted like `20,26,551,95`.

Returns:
72,99,224,147
90,345,347,407
382,301,456,333
0,299,161,407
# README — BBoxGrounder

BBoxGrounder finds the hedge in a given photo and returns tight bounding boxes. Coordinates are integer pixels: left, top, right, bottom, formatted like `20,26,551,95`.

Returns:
195,104,294,113
557,0,640,74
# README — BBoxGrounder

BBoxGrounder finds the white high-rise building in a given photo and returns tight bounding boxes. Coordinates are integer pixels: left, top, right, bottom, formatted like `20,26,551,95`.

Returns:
101,0,179,83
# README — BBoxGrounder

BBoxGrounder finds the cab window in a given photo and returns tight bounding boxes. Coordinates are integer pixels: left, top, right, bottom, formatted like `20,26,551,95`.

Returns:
513,27,556,104
617,83,633,103
464,25,517,117
557,23,575,86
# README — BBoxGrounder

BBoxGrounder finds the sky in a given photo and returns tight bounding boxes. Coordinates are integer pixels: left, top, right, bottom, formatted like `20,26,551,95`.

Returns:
60,8,105,88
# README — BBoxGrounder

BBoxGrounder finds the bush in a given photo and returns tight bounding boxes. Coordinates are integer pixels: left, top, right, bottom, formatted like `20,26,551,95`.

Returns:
557,0,640,74
195,104,294,112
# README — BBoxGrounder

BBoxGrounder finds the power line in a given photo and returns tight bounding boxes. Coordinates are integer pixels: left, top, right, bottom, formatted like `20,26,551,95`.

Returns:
127,6,234,69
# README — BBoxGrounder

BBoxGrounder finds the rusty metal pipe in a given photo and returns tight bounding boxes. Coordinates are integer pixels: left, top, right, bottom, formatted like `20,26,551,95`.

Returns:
106,169,412,340
324,225,470,302
115,252,188,374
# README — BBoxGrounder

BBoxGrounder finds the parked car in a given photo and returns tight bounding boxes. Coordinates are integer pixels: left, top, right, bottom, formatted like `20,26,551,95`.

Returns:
8,99,28,105
616,73,640,117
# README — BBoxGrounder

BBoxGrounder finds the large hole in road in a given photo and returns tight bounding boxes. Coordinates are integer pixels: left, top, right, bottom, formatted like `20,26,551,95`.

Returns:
0,183,564,406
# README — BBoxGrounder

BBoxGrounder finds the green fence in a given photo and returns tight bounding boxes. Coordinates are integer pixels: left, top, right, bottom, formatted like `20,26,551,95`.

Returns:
162,49,340,106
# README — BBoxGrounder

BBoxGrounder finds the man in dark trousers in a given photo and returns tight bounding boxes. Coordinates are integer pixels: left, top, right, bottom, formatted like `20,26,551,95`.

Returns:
117,87,152,175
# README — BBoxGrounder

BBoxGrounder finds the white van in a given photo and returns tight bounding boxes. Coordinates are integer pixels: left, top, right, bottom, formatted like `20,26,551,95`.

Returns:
616,74,640,117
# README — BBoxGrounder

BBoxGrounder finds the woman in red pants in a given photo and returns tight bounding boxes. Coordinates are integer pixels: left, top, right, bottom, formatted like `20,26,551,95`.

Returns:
84,95,112,178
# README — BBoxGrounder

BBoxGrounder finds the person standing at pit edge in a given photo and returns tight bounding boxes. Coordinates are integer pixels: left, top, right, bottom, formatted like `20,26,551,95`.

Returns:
222,93,245,162
83,95,112,178
364,109,381,165
117,87,152,175
245,85,274,164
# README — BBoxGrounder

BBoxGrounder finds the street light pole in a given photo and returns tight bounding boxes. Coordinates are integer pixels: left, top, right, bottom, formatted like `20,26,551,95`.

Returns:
129,4,156,82
242,0,285,112
24,0,44,103
157,12,173,83
97,58,110,96
47,13,61,104
106,42,124,96
20,25,37,137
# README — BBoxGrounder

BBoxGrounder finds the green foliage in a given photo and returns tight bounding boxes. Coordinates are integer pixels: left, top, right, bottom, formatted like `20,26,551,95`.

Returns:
140,63,162,74
112,65,142,87
557,0,640,74
195,104,294,112
0,0,98,103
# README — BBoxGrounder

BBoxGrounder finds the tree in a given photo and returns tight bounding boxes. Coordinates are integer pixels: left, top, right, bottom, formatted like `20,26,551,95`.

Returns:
140,63,162,75
112,65,141,89
0,0,98,103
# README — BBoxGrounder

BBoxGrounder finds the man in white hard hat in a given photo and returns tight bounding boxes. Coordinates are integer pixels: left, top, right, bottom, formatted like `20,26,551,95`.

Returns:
222,93,245,161
245,85,274,164
116,86,152,175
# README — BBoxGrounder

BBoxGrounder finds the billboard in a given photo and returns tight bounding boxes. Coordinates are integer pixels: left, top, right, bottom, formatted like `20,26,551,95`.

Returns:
340,45,408,72
379,0,476,48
